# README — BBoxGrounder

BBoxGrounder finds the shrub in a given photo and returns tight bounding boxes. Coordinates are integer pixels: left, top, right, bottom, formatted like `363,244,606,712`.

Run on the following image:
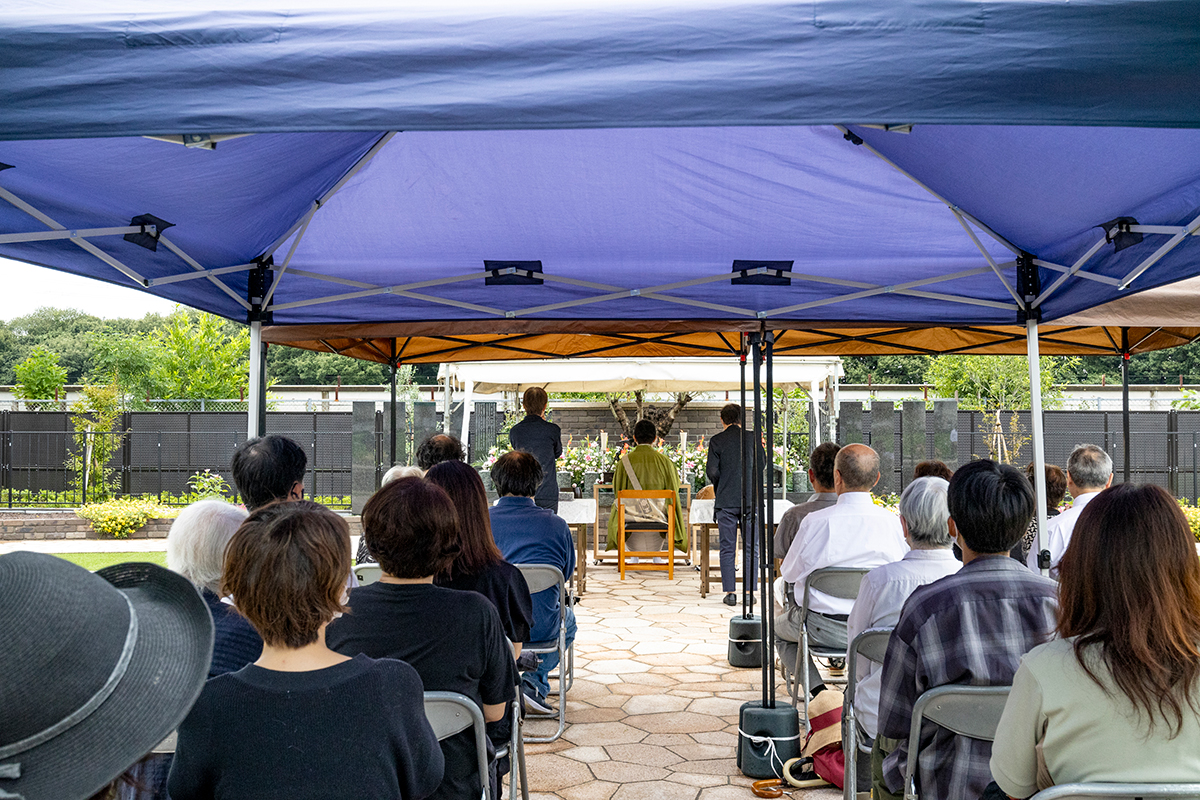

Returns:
76,497,178,539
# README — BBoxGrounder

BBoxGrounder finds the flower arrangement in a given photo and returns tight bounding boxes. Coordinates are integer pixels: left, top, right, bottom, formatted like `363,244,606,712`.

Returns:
871,493,901,513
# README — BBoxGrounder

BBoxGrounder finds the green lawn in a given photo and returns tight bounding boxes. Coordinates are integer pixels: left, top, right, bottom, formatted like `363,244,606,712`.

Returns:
52,551,169,571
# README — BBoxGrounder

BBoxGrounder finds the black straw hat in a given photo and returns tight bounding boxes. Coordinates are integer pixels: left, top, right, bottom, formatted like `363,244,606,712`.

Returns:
0,553,213,800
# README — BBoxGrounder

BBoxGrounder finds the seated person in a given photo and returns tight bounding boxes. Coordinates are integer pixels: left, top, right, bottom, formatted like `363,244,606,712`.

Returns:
875,460,1058,800
912,459,953,481
991,484,1200,798
0,551,212,800
415,434,465,470
329,479,516,800
488,450,576,715
1027,444,1111,576
777,443,906,698
170,501,443,800
844,477,960,787
167,499,261,676
1011,462,1067,564
772,442,840,611
606,419,687,558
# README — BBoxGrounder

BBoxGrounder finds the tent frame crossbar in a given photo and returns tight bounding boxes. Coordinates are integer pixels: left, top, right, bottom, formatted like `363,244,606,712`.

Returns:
0,225,151,244
146,262,257,287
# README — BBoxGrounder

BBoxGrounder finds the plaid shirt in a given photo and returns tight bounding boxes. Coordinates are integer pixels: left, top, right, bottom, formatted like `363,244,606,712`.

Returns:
878,555,1058,800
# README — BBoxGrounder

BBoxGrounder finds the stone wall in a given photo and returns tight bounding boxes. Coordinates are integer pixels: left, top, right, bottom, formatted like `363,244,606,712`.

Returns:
0,514,173,541
548,402,730,442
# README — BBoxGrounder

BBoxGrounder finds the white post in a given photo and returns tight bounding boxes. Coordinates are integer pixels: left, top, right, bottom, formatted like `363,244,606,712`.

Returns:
247,320,263,440
1026,319,1049,576
782,401,789,497
460,379,474,445
442,372,452,433
809,381,821,446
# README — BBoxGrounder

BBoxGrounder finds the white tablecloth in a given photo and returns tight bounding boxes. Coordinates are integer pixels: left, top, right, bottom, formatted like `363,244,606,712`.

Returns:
557,499,597,525
689,498,794,524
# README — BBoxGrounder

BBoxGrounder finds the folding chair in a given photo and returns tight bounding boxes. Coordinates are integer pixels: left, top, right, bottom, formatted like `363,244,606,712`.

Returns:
615,489,678,579
903,685,1011,800
353,563,382,585
1031,785,1200,799
842,627,894,800
787,567,872,723
423,691,490,800
493,679,530,800
514,563,570,743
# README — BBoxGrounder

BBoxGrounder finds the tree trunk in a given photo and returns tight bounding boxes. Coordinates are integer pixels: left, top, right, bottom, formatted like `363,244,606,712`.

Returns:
608,394,634,441
655,392,694,439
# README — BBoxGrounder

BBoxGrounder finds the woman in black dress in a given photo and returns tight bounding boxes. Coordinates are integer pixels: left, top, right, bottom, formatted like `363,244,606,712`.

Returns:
426,459,534,651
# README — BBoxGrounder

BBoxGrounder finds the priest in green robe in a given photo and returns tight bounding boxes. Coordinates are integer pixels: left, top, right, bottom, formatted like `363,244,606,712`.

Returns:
606,419,688,552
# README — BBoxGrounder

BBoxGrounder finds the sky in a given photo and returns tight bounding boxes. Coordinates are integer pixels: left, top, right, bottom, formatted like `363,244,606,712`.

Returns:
0,256,183,321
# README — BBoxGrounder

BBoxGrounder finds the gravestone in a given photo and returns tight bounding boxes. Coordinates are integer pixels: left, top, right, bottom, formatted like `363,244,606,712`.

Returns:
413,402,438,451
351,402,377,514
839,401,864,444
872,402,896,496
932,399,959,466
901,401,926,488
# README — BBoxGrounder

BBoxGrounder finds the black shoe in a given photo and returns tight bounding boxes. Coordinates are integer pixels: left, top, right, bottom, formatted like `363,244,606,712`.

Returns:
723,593,737,606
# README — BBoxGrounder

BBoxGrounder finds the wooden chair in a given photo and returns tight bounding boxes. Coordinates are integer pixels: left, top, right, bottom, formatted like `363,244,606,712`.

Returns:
615,489,677,579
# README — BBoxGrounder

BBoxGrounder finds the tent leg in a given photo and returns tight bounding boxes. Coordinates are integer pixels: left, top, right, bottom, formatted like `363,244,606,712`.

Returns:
1026,320,1049,576
390,362,398,466
1122,327,1131,482
460,379,474,456
740,338,749,613
248,320,263,440
809,381,821,446
763,333,775,708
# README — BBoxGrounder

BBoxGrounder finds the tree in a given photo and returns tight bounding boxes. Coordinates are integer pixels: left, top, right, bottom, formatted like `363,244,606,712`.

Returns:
14,345,67,408
267,346,393,385
841,355,931,385
924,355,1075,411
607,391,694,440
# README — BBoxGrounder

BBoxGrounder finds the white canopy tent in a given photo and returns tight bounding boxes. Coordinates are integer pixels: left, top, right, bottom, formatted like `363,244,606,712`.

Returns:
441,356,844,478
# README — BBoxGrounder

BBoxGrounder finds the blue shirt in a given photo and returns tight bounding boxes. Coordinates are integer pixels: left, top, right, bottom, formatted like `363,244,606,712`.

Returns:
488,496,575,643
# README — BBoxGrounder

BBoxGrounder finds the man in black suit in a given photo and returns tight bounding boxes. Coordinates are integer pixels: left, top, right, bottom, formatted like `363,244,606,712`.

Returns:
508,387,564,512
705,403,764,606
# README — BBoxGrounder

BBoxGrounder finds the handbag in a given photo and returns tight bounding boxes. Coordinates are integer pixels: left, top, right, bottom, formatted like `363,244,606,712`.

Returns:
619,452,669,524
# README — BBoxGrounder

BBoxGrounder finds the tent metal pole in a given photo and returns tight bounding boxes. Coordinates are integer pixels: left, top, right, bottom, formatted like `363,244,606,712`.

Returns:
248,320,263,440
739,337,748,616
749,334,763,623
763,332,775,708
460,380,474,453
390,361,398,466
1122,327,1131,482
1026,319,1049,576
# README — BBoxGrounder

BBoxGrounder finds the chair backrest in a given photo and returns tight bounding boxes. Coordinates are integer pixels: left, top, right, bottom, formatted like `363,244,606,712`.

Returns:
845,627,893,705
515,563,565,597
423,691,490,799
1031,785,1200,799
905,685,1010,799
354,564,383,586
801,567,871,615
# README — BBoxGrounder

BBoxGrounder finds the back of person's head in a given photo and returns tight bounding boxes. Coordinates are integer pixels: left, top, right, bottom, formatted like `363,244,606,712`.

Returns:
1058,483,1200,736
1024,462,1068,508
947,459,1033,554
898,477,952,548
231,435,306,511
221,500,350,649
362,477,460,579
834,444,879,492
633,419,658,444
913,459,953,481
720,403,742,426
522,386,549,417
425,460,502,577
490,450,543,497
382,464,425,486
166,499,250,593
809,442,841,489
415,434,465,470
1067,444,1113,490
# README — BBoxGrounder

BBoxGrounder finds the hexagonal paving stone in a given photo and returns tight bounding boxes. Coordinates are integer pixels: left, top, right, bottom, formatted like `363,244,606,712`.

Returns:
622,712,728,734
589,761,671,783
604,743,685,768
612,781,699,800
587,658,653,674
561,746,610,763
563,721,647,746
523,754,596,791
558,781,619,800
621,694,690,715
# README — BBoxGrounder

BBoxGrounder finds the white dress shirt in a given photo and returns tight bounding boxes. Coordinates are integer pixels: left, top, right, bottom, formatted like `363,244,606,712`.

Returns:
845,548,961,740
779,492,907,616
1026,491,1098,576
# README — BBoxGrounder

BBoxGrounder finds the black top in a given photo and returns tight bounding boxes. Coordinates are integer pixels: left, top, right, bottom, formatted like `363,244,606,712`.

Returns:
436,560,534,645
705,424,766,511
327,583,518,800
167,654,443,800
508,414,563,506
202,588,263,678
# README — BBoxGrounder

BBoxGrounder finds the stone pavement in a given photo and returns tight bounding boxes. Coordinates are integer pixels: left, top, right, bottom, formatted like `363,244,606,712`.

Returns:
518,568,842,800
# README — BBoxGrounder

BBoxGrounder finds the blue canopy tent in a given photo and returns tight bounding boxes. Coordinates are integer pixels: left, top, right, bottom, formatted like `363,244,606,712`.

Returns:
3,0,1200,723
